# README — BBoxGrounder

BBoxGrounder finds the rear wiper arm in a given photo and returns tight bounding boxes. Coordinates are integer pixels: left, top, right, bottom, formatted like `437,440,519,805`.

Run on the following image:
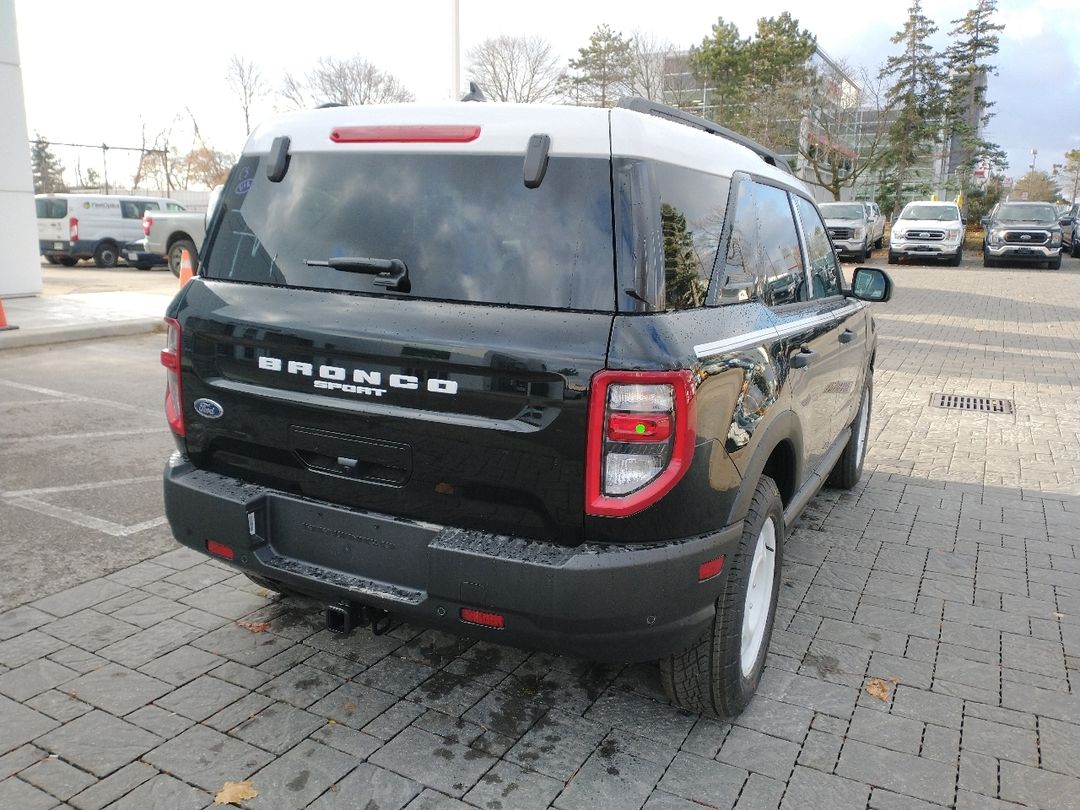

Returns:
303,256,410,292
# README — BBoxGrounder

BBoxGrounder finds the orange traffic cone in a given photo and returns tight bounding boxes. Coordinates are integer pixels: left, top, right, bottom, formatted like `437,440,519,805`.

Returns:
0,298,17,332
178,248,194,286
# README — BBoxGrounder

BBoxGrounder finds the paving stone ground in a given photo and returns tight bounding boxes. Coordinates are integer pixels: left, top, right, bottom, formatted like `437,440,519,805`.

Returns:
1,259,1079,809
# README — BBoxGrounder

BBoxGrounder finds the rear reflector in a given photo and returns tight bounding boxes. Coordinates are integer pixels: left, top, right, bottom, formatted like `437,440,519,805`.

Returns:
460,608,505,629
206,540,234,560
698,556,725,581
330,125,481,144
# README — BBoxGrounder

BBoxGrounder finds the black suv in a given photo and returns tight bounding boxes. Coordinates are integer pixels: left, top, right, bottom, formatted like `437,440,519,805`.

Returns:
160,98,892,719
982,201,1064,268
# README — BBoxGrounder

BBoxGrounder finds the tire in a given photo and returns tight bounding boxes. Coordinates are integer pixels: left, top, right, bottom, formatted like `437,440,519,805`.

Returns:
828,378,872,490
168,239,198,278
59,257,78,267
1072,240,1080,258
983,255,996,268
887,251,898,265
1049,256,1061,270
949,249,962,267
44,256,60,265
660,476,784,720
93,242,119,268
856,241,868,262
875,235,883,249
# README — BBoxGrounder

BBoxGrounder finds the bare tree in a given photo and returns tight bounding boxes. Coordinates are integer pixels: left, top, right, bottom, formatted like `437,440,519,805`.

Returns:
280,56,415,109
226,54,267,136
628,31,675,102
799,64,894,200
466,35,562,102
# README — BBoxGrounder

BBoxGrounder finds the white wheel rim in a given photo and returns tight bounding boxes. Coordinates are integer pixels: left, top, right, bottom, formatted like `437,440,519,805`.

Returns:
854,389,870,467
741,517,777,678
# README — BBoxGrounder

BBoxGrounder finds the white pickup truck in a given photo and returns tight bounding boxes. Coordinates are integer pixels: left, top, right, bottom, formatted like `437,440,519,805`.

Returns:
143,210,206,277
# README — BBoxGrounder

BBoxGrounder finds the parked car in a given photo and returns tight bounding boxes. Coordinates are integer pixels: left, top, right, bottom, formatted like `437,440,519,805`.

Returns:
1058,202,1079,258
982,201,1063,268
160,98,892,720
36,194,185,268
862,201,885,249
819,202,875,261
143,209,208,278
121,238,169,270
888,201,964,265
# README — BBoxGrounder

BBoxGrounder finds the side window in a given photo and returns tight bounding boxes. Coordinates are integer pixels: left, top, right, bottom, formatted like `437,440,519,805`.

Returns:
724,178,805,307
121,201,142,219
794,196,842,299
653,163,729,310
167,202,184,211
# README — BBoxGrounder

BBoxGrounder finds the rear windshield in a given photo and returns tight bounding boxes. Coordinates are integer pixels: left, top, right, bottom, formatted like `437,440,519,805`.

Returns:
202,153,615,311
36,199,67,218
900,205,959,221
819,203,864,219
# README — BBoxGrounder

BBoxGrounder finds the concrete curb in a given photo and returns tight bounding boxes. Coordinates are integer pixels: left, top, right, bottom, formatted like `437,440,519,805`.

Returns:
0,317,165,350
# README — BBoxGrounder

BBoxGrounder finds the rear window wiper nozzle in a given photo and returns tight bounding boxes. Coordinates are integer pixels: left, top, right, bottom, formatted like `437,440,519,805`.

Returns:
304,256,410,292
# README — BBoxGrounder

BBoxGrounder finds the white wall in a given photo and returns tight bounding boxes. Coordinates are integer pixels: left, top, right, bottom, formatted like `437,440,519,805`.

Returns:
0,0,42,298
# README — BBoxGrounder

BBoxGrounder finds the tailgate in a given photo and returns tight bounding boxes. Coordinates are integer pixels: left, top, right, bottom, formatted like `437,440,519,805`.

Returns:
174,280,612,544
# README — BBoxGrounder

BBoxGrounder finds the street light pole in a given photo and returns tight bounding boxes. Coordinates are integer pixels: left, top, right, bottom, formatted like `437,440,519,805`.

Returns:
450,0,460,101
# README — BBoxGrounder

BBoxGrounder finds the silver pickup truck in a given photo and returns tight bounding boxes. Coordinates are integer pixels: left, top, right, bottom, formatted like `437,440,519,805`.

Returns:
143,211,206,277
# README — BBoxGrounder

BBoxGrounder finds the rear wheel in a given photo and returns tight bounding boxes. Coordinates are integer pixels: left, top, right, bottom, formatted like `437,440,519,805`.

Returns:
168,239,198,278
59,257,77,267
44,256,60,265
660,476,784,720
93,242,119,268
828,378,872,490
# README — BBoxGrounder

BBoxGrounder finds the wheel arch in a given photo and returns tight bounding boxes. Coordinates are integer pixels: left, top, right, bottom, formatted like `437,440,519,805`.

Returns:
725,410,804,525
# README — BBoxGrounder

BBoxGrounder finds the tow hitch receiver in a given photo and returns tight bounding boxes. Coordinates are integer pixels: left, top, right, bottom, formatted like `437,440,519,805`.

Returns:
325,602,392,636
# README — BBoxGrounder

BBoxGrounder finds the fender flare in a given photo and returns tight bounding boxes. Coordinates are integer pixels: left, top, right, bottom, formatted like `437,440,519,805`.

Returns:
725,409,805,526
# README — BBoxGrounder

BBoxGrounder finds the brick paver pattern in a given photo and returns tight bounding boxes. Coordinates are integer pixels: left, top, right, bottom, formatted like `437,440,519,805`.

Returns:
1,263,1079,809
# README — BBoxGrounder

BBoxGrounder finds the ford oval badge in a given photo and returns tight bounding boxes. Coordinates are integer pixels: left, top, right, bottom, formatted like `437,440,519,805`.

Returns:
194,398,224,419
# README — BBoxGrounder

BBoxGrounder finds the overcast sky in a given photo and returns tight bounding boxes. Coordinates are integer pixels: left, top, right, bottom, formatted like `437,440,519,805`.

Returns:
13,0,1080,193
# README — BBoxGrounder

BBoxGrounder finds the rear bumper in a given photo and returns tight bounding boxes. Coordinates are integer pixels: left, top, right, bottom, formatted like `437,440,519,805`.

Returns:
163,454,743,662
39,239,95,260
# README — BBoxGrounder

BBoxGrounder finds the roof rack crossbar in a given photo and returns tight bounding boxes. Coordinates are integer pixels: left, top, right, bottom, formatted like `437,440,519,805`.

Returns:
616,97,793,176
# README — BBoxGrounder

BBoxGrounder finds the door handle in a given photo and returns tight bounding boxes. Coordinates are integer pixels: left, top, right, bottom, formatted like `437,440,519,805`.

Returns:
839,329,856,344
791,348,816,368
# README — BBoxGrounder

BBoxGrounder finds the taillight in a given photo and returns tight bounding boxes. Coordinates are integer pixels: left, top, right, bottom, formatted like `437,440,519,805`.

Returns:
69,217,79,242
143,215,152,236
160,317,184,436
586,370,696,517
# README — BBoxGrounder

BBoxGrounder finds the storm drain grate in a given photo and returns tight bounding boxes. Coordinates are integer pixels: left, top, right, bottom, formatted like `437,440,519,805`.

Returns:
930,393,1013,414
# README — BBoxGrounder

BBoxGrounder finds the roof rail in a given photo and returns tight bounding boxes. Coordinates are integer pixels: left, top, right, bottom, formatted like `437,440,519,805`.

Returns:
616,97,793,176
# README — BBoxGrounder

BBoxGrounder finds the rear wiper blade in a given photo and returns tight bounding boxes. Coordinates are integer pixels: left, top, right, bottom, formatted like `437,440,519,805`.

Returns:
304,256,410,292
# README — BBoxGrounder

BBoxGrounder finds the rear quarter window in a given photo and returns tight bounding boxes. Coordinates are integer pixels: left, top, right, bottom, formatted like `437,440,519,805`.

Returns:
36,199,67,218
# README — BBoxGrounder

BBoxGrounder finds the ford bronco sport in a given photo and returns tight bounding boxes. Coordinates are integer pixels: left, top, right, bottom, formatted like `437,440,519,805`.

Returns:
161,98,892,719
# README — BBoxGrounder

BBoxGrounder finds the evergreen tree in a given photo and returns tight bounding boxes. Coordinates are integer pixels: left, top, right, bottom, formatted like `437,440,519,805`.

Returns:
879,0,945,216
942,0,1006,190
31,133,67,194
689,18,750,124
560,25,634,107
1011,170,1062,204
1062,149,1080,203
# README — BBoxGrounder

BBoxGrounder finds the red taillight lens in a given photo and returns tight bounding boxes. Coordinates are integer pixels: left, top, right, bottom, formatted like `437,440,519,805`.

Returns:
143,215,152,236
586,370,696,517
330,125,481,143
69,217,79,242
460,608,505,629
161,317,184,436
